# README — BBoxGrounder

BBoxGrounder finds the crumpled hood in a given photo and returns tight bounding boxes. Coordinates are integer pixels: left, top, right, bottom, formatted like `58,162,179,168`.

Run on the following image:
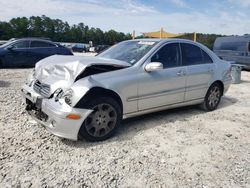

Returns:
35,55,130,91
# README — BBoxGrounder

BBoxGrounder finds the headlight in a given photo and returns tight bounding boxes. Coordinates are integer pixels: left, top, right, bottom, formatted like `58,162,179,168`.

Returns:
54,88,63,101
26,69,35,86
63,89,73,106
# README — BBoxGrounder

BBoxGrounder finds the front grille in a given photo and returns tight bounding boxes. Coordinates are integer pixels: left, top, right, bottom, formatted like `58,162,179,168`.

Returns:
33,80,51,98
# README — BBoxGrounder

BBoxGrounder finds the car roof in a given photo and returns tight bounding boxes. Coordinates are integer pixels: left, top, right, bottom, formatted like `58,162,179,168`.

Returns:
131,38,196,43
13,38,52,43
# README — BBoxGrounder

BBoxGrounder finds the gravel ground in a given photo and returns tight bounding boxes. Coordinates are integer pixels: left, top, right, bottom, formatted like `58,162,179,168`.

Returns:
0,68,250,187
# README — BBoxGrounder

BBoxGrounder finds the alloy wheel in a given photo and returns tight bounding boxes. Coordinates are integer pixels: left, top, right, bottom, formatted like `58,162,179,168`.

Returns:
84,103,117,137
208,86,221,108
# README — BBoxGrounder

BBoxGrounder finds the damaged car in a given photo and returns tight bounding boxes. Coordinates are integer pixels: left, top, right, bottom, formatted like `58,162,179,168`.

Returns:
21,39,232,141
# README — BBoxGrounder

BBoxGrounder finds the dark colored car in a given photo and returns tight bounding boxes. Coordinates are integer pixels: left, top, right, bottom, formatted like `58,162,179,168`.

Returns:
0,38,73,68
71,44,86,53
95,45,110,53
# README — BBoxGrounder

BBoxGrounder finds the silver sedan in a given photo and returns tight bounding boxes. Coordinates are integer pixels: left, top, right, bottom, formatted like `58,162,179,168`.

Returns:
21,39,232,141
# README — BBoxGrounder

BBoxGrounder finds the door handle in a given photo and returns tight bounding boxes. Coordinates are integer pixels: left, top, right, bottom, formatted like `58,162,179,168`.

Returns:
208,68,214,73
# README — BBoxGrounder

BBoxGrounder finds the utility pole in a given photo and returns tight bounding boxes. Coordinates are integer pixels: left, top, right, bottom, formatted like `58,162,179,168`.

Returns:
160,27,163,38
194,32,197,42
132,30,135,40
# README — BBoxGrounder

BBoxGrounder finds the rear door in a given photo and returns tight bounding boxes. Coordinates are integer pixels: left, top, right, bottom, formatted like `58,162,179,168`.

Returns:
181,43,215,101
28,40,58,65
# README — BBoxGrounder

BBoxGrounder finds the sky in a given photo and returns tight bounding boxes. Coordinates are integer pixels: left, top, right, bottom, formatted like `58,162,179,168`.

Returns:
0,0,250,35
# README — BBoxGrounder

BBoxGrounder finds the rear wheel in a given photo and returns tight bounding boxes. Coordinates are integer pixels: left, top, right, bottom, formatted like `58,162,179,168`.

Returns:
79,96,122,141
201,83,223,111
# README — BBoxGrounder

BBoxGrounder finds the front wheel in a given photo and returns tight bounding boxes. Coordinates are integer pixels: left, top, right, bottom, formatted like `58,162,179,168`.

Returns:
79,96,122,141
201,83,223,111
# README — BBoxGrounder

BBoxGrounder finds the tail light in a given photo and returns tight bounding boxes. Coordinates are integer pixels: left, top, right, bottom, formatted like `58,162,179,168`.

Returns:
225,67,232,78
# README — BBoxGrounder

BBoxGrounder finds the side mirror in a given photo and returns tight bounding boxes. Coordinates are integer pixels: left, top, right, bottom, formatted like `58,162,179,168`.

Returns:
6,46,14,50
145,62,163,72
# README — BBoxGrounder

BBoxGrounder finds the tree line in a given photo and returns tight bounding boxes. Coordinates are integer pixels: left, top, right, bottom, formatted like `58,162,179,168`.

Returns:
0,15,224,49
177,33,224,50
0,15,132,45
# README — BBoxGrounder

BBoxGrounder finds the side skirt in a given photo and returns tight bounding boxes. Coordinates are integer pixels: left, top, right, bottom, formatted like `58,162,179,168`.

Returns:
123,98,204,119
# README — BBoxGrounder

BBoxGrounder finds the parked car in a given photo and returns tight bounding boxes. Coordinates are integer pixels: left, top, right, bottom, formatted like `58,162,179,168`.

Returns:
95,45,110,53
213,35,250,69
88,45,110,53
71,44,86,53
0,41,7,46
21,39,232,141
0,38,73,68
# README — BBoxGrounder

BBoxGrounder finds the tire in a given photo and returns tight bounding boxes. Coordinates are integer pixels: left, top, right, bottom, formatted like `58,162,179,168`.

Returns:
79,96,122,141
200,82,223,111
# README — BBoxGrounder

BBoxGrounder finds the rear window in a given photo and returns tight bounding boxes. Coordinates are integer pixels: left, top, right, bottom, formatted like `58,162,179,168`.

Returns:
201,50,213,64
215,41,247,51
30,41,55,48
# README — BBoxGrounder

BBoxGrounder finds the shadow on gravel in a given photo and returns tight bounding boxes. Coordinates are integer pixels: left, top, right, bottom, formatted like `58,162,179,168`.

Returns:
61,106,204,147
61,97,237,147
219,96,238,109
0,80,11,87
241,80,250,84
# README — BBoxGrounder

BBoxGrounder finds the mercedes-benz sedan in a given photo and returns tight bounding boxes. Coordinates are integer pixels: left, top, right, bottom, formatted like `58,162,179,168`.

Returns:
21,39,232,141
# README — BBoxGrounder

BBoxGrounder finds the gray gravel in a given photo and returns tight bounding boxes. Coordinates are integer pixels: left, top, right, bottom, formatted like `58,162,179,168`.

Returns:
0,68,250,187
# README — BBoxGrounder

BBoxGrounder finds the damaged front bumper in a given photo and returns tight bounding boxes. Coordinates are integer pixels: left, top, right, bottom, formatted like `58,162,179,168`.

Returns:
21,84,93,140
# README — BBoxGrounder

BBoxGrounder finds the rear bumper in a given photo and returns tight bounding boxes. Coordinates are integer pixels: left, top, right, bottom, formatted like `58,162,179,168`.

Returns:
21,84,93,140
223,78,232,94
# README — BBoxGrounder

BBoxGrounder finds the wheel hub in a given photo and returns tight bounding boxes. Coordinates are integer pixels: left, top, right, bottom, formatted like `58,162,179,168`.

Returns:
84,103,117,137
208,86,221,108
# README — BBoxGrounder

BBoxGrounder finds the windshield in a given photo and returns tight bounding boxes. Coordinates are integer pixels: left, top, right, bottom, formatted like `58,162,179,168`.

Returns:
0,41,12,48
98,40,158,65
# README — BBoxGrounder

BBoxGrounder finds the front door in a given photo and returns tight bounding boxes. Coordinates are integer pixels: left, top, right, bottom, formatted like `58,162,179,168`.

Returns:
137,43,186,111
4,41,30,67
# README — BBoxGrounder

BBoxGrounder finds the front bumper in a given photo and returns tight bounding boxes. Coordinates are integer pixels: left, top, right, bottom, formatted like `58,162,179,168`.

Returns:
21,84,93,140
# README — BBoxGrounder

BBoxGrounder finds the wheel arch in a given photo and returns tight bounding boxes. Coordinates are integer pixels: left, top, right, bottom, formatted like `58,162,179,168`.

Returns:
210,80,224,95
74,87,123,113
206,80,224,95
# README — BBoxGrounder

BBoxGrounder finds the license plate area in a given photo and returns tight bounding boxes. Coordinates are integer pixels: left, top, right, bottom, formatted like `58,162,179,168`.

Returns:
35,98,43,109
26,97,42,111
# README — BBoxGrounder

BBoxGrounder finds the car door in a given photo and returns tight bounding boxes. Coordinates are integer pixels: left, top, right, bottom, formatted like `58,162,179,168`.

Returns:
4,40,30,67
28,41,58,65
137,42,186,111
180,43,215,101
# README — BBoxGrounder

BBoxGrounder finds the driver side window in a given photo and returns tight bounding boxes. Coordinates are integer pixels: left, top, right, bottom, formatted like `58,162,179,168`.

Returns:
12,41,30,49
151,43,181,68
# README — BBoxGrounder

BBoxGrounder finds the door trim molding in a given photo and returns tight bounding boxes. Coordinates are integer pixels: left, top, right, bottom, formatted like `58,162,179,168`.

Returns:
127,87,185,102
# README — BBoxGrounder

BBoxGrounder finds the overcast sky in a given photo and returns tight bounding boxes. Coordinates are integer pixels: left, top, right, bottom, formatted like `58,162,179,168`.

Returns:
0,0,250,35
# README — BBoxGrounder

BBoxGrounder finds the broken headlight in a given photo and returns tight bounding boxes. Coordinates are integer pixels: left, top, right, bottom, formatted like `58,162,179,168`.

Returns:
26,69,35,86
54,88,63,102
63,89,73,106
